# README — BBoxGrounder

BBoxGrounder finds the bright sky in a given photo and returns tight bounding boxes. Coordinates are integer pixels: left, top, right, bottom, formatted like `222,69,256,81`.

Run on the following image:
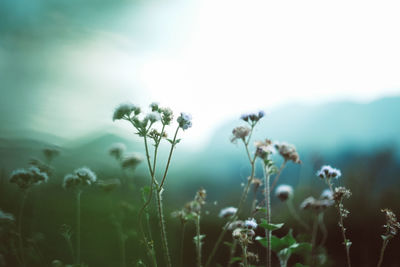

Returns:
7,0,400,145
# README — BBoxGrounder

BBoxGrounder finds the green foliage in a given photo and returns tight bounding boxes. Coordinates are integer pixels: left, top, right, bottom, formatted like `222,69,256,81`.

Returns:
258,219,284,231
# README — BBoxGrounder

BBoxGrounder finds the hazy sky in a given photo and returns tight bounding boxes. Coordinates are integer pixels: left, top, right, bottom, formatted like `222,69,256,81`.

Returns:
1,0,400,145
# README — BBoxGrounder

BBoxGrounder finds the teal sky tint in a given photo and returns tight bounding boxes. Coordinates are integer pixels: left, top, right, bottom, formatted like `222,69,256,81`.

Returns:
1,0,400,146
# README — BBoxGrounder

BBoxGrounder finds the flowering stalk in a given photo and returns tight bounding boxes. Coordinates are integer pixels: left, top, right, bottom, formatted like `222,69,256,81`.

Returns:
205,123,258,267
376,209,400,267
262,163,272,267
241,243,249,267
377,232,389,267
18,190,28,267
227,240,238,267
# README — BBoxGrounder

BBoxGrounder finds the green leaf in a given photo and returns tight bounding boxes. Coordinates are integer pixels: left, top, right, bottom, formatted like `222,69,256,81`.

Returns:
289,242,312,256
293,263,309,267
259,219,284,231
223,241,233,248
229,257,242,264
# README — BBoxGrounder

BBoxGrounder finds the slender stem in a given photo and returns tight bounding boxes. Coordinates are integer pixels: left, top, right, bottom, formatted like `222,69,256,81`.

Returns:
156,190,172,267
241,244,248,267
18,191,27,267
263,165,271,267
227,240,238,267
287,199,310,231
377,235,389,267
152,124,166,172
196,215,202,267
270,161,287,193
318,212,328,247
310,214,319,267
120,234,127,267
76,190,81,265
205,139,257,267
180,223,186,267
159,126,180,190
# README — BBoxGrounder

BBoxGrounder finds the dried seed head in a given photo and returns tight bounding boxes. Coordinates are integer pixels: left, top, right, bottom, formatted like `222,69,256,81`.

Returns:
275,142,301,164
275,184,294,202
381,208,400,237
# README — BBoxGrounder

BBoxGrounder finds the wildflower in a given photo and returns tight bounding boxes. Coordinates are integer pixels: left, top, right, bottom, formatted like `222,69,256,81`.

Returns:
195,188,207,205
43,148,60,162
300,196,334,211
227,220,244,231
241,111,265,123
149,102,159,112
333,187,351,203
254,139,275,159
177,112,192,130
300,196,316,210
160,107,173,125
10,167,49,189
231,126,251,143
316,165,341,179
244,218,258,229
108,143,126,160
0,209,14,221
320,189,333,200
219,207,237,218
275,142,301,164
145,112,161,123
232,228,255,245
112,103,140,121
29,158,53,175
381,208,400,237
96,178,121,192
275,184,293,202
63,167,97,190
121,154,142,169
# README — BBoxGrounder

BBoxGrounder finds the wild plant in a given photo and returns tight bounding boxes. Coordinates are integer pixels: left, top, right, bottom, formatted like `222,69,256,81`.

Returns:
63,167,97,266
112,102,192,267
9,167,48,267
29,147,60,177
376,208,400,267
108,143,142,186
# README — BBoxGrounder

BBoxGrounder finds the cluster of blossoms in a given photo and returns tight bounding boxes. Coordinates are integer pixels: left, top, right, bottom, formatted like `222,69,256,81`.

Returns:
333,187,352,204
300,195,334,212
240,111,265,123
113,102,192,135
108,143,127,160
10,167,49,190
63,167,97,190
275,184,293,202
172,188,206,223
42,148,60,162
254,139,275,159
317,165,342,179
121,153,143,169
381,208,400,237
232,218,258,246
231,126,251,143
219,207,237,218
274,142,301,164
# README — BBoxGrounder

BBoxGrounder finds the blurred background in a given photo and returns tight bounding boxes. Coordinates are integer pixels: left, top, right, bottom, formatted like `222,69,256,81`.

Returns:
1,0,400,266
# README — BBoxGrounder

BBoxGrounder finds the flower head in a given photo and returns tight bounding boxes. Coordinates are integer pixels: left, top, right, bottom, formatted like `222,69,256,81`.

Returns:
177,112,192,130
300,196,334,211
231,126,251,143
112,103,140,121
333,186,351,203
63,167,97,190
254,139,275,159
275,184,293,202
241,111,265,123
149,102,159,112
219,207,238,218
121,153,142,169
244,218,258,229
227,220,244,231
160,107,174,125
96,178,121,192
10,167,49,189
320,189,333,200
275,142,301,164
316,165,341,179
145,112,161,123
43,148,60,162
108,143,126,160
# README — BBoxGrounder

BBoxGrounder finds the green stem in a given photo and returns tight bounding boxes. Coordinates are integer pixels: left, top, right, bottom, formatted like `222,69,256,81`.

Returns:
318,212,328,247
269,161,287,193
241,244,248,267
156,190,172,267
287,199,310,231
310,214,319,267
159,126,180,190
196,215,202,267
76,190,81,265
205,139,257,267
18,191,27,267
227,240,238,267
263,165,271,267
180,223,186,267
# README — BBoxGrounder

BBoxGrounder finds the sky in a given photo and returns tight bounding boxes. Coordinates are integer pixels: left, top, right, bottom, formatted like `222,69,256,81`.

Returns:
1,0,400,145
